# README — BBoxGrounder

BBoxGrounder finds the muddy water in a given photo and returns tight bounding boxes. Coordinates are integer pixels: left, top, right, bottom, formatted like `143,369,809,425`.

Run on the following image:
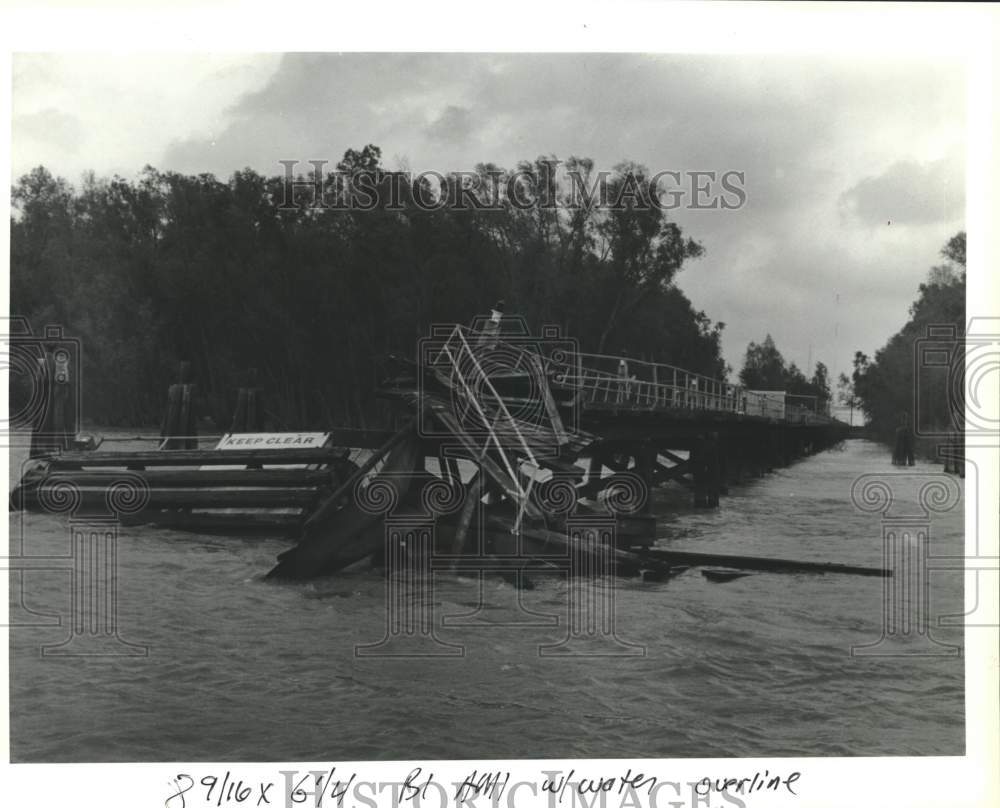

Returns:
8,437,964,760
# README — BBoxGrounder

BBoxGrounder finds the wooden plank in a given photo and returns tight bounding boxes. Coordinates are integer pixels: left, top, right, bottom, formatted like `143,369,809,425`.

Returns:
301,422,416,532
121,511,302,532
31,486,321,509
654,459,693,488
636,547,890,577
37,469,335,488
269,434,424,579
45,447,347,469
326,428,397,448
512,519,650,573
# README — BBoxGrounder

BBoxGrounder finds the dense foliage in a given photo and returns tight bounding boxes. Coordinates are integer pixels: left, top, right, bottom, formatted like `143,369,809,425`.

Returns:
738,334,832,413
10,147,725,428
850,232,966,443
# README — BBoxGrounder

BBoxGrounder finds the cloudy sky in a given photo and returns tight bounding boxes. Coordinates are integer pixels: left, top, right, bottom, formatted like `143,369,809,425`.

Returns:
11,52,966,384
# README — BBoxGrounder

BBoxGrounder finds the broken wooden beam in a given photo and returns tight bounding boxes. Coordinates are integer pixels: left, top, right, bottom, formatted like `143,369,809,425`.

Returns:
654,459,693,487
301,422,416,532
636,547,890,577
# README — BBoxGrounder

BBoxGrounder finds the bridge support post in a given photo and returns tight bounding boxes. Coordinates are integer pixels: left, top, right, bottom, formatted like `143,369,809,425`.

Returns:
692,434,721,509
635,444,656,515
768,428,781,470
690,440,703,506
735,436,748,483
717,436,730,495
728,437,744,485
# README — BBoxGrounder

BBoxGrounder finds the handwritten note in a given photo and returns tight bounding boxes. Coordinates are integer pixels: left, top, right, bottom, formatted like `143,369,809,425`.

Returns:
163,766,802,808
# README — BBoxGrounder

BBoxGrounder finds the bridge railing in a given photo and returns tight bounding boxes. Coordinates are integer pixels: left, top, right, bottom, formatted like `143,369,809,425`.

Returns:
551,353,838,422
554,351,844,423
572,352,734,409
558,362,741,413
440,323,836,424
785,403,836,425
550,350,784,416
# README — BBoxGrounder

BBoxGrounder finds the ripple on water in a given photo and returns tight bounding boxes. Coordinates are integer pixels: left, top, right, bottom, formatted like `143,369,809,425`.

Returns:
8,438,963,760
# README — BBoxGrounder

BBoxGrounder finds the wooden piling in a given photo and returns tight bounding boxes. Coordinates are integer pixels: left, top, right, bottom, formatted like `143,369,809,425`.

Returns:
29,347,71,458
635,444,656,514
230,368,264,433
160,361,198,450
692,434,721,508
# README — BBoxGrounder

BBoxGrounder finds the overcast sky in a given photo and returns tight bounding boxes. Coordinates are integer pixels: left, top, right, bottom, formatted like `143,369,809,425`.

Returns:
11,52,966,384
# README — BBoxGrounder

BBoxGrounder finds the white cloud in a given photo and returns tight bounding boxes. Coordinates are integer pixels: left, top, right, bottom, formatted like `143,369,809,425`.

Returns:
12,53,282,180
10,52,966,381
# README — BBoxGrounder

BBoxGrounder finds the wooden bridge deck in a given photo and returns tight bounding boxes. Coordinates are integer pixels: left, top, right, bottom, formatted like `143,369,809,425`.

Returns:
423,324,841,433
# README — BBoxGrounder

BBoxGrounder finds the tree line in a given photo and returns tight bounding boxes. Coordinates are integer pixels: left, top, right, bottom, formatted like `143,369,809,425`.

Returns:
10,146,727,429
736,334,832,413
846,232,966,445
734,233,966,438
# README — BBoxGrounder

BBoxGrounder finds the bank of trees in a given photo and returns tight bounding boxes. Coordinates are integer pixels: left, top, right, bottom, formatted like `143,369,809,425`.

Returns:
850,232,966,443
10,147,724,428
738,334,832,412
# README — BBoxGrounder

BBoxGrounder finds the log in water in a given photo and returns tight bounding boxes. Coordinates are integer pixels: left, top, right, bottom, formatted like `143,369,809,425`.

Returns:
637,548,890,576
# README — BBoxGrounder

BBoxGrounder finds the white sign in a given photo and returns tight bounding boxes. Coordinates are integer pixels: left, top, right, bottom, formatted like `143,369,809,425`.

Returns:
215,432,331,450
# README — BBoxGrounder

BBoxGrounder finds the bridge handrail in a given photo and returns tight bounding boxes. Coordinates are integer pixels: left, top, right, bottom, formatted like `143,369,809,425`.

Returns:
436,324,837,424
568,350,743,413
544,349,785,418
572,350,722,392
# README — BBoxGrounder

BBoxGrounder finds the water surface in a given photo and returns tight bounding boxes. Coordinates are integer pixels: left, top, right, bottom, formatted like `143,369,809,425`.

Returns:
8,437,964,760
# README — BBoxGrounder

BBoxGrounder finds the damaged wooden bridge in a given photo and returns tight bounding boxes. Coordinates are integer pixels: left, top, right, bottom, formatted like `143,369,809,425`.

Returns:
13,318,854,582
268,321,850,579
